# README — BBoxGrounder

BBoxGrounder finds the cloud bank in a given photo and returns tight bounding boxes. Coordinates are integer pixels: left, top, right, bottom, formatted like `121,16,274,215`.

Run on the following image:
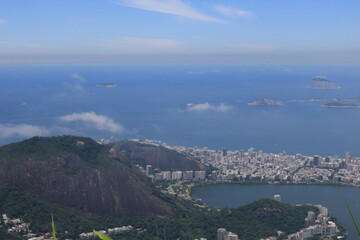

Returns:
97,37,183,54
114,0,224,23
59,112,125,133
0,124,50,139
186,103,233,112
225,43,274,54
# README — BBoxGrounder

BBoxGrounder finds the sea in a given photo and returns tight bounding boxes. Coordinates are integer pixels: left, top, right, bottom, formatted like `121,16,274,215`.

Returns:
1,63,360,157
191,183,360,239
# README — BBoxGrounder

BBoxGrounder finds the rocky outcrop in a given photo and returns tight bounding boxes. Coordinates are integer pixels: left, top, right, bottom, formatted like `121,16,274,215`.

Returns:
0,136,171,218
116,141,205,171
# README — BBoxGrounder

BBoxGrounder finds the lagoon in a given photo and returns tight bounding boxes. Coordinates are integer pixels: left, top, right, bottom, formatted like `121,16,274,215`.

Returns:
191,183,360,239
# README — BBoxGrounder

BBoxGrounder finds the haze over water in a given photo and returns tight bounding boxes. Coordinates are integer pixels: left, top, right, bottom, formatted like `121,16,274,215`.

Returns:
1,64,360,157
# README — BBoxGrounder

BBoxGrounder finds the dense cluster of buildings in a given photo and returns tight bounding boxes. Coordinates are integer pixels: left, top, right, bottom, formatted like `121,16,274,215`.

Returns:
272,195,339,240
288,204,339,240
79,225,133,239
0,213,49,240
136,164,206,182
1,212,134,240
164,143,360,185
1,214,29,235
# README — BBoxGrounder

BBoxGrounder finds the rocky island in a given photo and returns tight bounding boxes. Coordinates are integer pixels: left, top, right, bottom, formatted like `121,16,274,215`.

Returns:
248,99,284,106
322,102,360,108
307,77,341,89
289,97,360,102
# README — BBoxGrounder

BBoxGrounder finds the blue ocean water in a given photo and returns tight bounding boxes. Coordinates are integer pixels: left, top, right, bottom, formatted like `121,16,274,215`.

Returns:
1,63,360,157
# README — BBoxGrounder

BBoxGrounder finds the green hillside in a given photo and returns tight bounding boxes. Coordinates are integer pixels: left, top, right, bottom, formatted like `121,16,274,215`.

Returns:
0,186,315,240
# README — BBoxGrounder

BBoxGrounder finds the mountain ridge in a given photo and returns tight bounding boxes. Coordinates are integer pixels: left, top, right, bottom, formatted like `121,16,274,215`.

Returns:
0,136,172,218
116,140,205,171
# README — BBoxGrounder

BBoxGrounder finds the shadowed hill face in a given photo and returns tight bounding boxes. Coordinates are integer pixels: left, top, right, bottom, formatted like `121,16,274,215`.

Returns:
115,141,205,171
0,136,171,218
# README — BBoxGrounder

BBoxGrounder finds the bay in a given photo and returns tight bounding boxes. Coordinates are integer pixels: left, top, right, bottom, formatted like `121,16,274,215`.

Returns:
191,183,360,239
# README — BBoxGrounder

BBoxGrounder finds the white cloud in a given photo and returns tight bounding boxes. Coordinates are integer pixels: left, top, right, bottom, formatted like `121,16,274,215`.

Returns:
66,73,86,91
59,112,125,133
114,0,225,23
0,18,6,25
214,5,252,18
70,73,86,83
186,102,233,112
97,37,184,54
0,124,50,139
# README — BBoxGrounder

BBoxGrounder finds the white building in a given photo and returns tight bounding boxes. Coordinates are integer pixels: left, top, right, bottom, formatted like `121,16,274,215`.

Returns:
274,194,281,202
172,171,182,180
194,170,206,180
217,228,227,240
182,171,193,180
163,171,172,181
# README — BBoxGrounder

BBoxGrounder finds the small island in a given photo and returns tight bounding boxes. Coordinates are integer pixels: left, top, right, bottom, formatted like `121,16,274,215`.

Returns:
307,77,341,89
96,83,117,88
321,102,360,108
291,97,360,102
248,99,284,106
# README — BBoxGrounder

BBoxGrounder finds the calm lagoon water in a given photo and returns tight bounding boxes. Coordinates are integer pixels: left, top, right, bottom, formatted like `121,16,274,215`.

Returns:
192,183,360,239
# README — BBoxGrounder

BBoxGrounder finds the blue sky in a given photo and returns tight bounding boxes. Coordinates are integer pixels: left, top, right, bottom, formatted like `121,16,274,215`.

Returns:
1,0,359,64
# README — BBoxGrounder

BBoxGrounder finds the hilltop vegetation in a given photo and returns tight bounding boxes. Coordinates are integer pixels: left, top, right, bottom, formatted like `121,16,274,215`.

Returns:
133,198,316,240
0,186,126,238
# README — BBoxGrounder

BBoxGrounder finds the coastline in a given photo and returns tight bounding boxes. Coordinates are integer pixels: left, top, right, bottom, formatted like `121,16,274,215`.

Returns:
188,180,360,199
